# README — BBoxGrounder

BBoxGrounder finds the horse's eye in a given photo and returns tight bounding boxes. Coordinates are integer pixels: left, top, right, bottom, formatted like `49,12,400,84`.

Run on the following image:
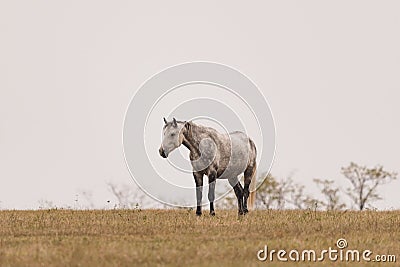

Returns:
171,133,175,137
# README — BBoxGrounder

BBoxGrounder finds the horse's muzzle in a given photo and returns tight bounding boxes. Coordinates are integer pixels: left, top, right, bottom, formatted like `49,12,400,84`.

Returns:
159,147,167,158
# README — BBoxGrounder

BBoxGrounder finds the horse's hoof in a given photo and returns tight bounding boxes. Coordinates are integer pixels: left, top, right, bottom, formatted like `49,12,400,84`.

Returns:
196,211,202,216
210,211,216,216
238,211,244,216
243,208,249,214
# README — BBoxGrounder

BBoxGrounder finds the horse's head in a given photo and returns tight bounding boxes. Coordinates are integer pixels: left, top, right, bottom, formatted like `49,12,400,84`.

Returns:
159,117,185,158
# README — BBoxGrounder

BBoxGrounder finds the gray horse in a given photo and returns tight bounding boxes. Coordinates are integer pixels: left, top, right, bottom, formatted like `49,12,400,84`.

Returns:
159,118,257,215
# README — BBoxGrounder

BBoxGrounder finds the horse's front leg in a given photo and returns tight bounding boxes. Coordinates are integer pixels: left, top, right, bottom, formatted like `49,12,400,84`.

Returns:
193,172,203,216
208,171,217,216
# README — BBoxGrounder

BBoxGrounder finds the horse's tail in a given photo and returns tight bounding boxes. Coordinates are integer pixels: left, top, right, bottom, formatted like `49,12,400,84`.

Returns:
247,139,257,210
248,163,257,210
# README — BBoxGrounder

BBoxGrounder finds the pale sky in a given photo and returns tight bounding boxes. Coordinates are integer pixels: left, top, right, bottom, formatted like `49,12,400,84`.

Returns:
1,1,399,209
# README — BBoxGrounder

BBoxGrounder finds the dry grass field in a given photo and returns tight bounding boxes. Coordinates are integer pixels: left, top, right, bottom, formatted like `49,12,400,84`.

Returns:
0,209,399,266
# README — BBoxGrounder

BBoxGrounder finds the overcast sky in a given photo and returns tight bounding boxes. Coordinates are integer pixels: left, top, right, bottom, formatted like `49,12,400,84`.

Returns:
1,1,399,209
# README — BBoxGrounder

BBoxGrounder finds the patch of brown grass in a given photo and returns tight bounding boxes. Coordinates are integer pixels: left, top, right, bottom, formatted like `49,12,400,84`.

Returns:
0,209,399,266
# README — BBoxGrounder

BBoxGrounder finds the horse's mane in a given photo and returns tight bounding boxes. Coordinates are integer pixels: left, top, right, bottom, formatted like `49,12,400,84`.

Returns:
164,120,227,137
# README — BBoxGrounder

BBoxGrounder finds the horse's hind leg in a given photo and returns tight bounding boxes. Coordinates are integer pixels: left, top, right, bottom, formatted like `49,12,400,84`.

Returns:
243,163,256,214
228,177,244,215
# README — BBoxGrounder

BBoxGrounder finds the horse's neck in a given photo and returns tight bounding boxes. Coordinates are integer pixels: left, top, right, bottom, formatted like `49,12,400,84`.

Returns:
182,125,202,159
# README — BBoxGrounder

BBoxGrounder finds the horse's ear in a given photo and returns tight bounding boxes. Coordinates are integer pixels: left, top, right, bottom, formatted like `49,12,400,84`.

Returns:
163,117,167,124
172,118,177,127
